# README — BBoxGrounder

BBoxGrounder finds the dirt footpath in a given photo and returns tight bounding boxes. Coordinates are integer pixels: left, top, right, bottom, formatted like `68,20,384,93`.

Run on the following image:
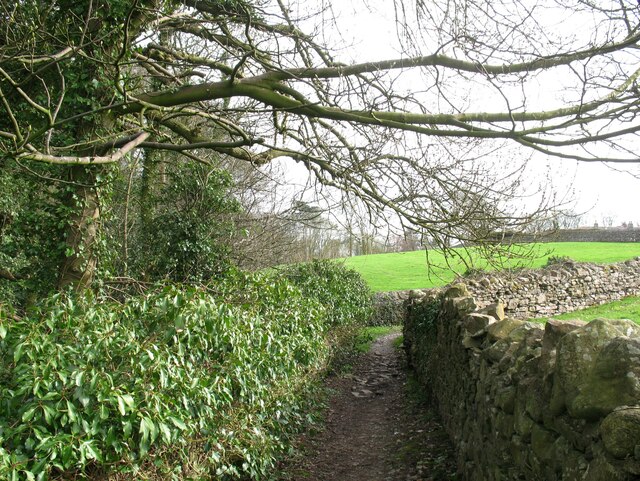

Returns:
279,333,457,481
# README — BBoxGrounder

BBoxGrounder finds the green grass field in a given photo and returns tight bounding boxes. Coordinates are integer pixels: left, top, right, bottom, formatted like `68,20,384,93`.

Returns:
549,296,640,324
342,242,640,292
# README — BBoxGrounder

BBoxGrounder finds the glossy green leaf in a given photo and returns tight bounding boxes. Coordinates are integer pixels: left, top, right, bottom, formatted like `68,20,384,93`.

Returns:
66,400,77,422
21,407,37,422
13,343,24,363
117,396,126,416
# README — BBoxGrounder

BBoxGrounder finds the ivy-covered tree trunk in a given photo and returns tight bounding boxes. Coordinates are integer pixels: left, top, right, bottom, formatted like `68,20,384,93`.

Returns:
57,166,101,290
51,0,161,291
139,151,155,232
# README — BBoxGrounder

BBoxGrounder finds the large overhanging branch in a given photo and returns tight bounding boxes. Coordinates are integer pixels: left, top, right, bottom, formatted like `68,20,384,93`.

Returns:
106,68,640,157
3,0,603,291
5,0,640,168
180,0,638,78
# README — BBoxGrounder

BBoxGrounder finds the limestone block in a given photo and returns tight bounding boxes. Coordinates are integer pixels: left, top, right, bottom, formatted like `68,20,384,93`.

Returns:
486,318,526,343
444,283,469,298
497,342,526,373
531,424,557,464
462,335,482,350
495,411,515,439
549,379,567,417
510,434,529,468
570,336,640,420
559,447,589,481
601,406,640,459
495,330,543,376
508,322,544,345
482,338,516,363
463,313,496,337
541,319,587,376
552,415,593,453
514,408,535,440
408,289,424,299
553,319,640,420
507,298,519,310
623,457,640,476
583,455,629,481
495,386,517,414
593,336,640,381
481,301,506,320
445,296,477,317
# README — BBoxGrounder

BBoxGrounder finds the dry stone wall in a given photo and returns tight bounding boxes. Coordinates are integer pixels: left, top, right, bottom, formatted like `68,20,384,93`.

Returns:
370,290,410,325
465,258,640,318
403,285,640,480
375,258,640,323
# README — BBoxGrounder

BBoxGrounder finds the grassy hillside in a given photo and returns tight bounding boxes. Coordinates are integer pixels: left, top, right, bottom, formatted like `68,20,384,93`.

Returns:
550,296,640,325
342,242,640,292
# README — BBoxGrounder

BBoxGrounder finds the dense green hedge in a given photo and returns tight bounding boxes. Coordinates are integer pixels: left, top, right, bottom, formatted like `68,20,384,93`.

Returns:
0,265,372,480
281,259,373,328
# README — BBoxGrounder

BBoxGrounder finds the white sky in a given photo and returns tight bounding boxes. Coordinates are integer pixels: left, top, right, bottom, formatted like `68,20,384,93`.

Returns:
301,0,640,227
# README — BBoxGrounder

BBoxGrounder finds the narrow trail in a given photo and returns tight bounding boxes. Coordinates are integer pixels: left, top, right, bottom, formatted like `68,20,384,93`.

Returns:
280,333,457,481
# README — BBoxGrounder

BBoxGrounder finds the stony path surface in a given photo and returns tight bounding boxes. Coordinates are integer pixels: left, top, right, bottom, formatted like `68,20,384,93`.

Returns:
279,333,457,481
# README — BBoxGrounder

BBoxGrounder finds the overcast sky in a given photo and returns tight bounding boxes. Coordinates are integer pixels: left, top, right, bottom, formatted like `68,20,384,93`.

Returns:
304,0,640,227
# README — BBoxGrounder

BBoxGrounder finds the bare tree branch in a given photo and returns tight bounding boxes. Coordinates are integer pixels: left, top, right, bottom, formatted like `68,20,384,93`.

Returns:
18,133,150,165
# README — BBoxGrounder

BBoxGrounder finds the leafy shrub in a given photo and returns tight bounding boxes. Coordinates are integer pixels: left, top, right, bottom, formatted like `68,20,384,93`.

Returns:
403,295,443,376
414,296,443,334
0,160,69,307
281,259,373,328
126,163,240,283
280,260,374,370
545,255,574,266
369,294,406,327
462,266,487,278
0,273,332,480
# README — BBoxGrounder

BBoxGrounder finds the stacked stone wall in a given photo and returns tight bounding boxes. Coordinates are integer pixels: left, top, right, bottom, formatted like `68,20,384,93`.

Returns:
403,283,640,480
465,259,640,318
375,258,640,322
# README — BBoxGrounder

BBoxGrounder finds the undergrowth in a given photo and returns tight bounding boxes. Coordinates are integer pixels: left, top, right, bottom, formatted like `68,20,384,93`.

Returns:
0,262,373,480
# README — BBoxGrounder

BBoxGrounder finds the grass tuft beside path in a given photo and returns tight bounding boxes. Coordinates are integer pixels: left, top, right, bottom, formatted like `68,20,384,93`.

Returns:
355,325,401,353
342,242,640,292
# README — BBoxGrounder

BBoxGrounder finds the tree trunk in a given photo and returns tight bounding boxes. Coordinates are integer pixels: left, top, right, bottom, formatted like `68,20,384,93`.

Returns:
57,166,101,291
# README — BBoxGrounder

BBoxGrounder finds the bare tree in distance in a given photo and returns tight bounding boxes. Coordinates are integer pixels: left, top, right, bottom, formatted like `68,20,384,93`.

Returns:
2,0,640,288
219,157,304,268
601,214,616,228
